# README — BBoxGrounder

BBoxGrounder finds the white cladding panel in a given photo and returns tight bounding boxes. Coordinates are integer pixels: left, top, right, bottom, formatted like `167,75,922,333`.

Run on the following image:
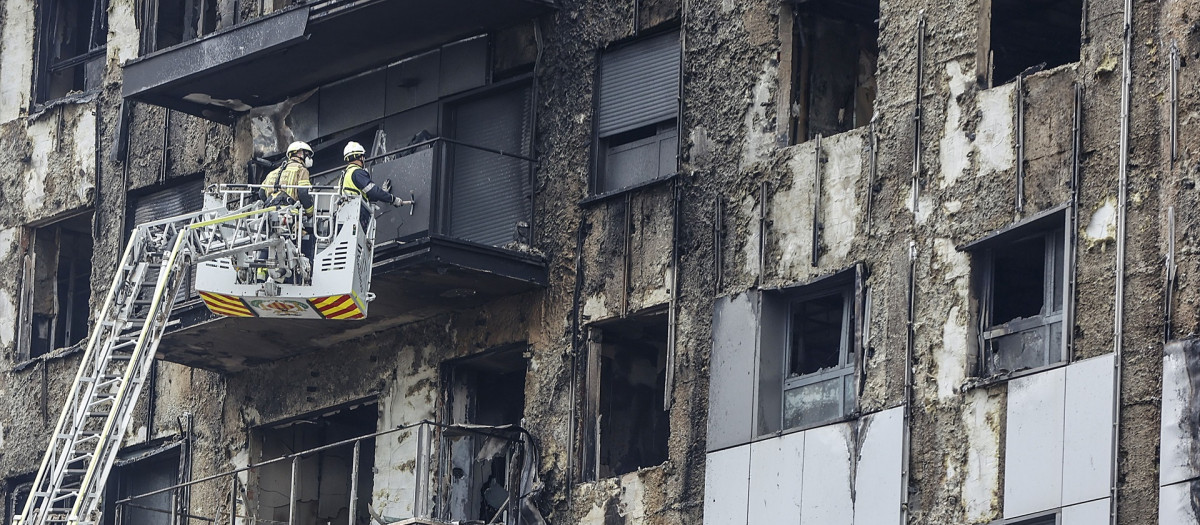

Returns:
748,432,804,523
1061,354,1115,506
1004,366,1066,518
1160,343,1198,486
1160,481,1200,525
853,407,904,525
800,423,854,525
1061,498,1109,525
704,445,751,525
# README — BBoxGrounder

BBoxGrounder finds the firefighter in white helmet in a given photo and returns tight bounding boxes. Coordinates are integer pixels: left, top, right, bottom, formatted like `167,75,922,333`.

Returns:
341,141,411,207
259,140,315,213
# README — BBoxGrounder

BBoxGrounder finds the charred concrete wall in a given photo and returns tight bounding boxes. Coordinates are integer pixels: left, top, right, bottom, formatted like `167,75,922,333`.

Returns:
0,0,1196,524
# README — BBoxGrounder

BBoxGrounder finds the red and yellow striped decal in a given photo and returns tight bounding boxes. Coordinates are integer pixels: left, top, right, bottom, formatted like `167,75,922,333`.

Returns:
310,294,365,320
200,291,255,318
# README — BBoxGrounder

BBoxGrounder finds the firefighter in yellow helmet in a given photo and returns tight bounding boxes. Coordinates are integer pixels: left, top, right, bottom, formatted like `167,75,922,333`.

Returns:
259,141,315,212
340,141,411,207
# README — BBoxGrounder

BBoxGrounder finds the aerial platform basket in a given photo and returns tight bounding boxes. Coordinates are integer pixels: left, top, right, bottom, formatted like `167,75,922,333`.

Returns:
195,184,376,320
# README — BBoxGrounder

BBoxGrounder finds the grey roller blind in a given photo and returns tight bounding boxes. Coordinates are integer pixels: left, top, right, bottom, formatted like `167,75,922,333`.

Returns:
448,85,533,247
132,179,205,225
132,179,205,301
597,31,680,138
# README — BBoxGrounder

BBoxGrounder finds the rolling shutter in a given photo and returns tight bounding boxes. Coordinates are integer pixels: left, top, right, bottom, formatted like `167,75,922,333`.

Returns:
596,31,680,138
447,84,533,247
132,179,205,301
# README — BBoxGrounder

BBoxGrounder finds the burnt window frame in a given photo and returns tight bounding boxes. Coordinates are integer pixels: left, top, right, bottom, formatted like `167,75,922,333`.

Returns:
978,0,1084,87
124,175,208,309
759,265,865,434
138,0,219,54
579,310,672,481
782,0,880,145
781,285,857,430
5,476,35,525
962,207,1071,378
16,212,95,363
248,399,379,524
589,29,682,198
33,0,109,105
102,440,186,525
989,509,1060,525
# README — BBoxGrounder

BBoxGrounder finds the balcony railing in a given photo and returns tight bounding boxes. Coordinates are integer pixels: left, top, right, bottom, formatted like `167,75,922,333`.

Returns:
155,137,545,373
308,136,538,253
113,422,546,525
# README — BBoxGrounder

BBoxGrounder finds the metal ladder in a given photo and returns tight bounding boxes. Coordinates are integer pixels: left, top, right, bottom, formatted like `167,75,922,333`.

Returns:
16,203,300,525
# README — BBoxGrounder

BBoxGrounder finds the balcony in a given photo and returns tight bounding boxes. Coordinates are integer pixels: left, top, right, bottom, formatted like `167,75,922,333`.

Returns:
121,0,557,123
156,138,545,372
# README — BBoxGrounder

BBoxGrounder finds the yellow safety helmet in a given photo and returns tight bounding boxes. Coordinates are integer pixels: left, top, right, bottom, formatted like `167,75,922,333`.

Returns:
343,141,366,161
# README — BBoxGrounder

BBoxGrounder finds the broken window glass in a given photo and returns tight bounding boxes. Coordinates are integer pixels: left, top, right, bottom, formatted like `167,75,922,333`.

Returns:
788,0,879,143
444,348,528,522
985,0,1083,86
19,213,94,360
36,0,108,103
971,213,1067,376
583,313,670,480
782,286,856,430
594,32,680,195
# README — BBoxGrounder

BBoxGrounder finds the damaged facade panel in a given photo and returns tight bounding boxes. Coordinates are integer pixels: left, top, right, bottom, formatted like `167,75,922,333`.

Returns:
0,0,1193,524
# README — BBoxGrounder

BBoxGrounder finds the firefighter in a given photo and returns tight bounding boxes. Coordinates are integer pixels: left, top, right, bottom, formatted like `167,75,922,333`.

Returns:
259,141,315,212
341,141,409,206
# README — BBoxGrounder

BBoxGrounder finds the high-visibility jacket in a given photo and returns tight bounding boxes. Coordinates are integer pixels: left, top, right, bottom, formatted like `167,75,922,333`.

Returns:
263,160,311,202
341,164,392,202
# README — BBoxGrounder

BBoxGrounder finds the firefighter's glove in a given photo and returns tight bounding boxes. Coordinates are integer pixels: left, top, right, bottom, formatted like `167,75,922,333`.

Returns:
391,195,407,207
381,179,393,193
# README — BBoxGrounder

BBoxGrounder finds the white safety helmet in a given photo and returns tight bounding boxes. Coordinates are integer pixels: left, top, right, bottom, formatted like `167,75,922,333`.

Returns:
343,141,366,161
286,141,314,168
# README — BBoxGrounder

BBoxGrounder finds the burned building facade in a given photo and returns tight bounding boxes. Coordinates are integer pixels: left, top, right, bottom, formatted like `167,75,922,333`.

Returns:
0,0,1197,524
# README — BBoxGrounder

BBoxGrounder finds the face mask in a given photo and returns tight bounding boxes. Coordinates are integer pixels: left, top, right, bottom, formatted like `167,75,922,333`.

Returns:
303,157,313,168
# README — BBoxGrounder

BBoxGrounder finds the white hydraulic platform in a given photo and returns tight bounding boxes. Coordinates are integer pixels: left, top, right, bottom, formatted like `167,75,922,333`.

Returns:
16,184,379,525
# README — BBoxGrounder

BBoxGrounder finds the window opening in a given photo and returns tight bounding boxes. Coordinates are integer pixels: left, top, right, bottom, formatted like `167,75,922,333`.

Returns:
142,0,217,53
971,215,1067,376
788,0,879,143
102,446,181,525
6,477,34,525
782,286,856,430
251,403,377,524
594,32,681,195
19,213,94,360
443,348,528,522
36,0,108,103
583,313,670,480
130,179,206,305
985,0,1083,86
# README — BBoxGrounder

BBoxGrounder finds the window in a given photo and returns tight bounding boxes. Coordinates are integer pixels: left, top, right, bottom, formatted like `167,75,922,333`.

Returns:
753,266,864,434
982,0,1083,86
139,0,217,53
582,313,670,480
783,286,856,429
5,477,34,525
251,403,377,523
18,213,94,360
1005,514,1057,525
593,31,680,195
35,0,108,103
443,348,527,522
128,178,206,305
786,0,879,143
102,445,182,525
965,210,1067,376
